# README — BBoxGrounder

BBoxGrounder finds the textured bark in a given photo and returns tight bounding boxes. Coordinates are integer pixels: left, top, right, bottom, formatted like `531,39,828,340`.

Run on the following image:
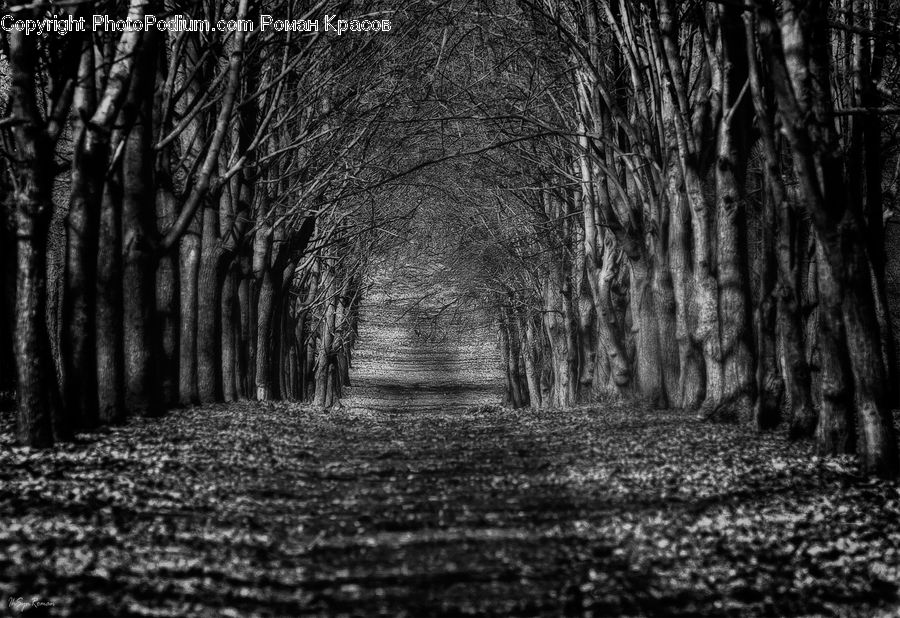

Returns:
714,134,755,417
667,168,705,409
61,41,99,433
96,136,126,425
314,266,337,407
754,186,784,431
196,198,223,403
756,0,897,475
652,204,680,408
561,272,579,405
596,232,632,395
237,255,252,399
122,32,162,418
178,219,201,406
12,193,57,446
301,267,320,402
0,216,14,399
254,229,276,401
712,3,755,418
155,157,180,408
249,277,259,397
630,257,665,407
501,311,525,408
499,317,515,408
744,11,814,435
543,274,573,409
221,267,238,402
656,0,724,414
814,242,855,453
519,315,543,409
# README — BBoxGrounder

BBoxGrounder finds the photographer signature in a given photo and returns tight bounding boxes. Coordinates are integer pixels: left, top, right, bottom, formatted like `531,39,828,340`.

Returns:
7,597,55,613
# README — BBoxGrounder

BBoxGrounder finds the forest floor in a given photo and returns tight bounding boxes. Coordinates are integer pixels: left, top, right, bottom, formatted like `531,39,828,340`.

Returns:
1,402,900,617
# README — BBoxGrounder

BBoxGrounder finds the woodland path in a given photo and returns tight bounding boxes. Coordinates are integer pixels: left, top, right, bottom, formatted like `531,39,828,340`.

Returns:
2,403,900,616
2,270,900,616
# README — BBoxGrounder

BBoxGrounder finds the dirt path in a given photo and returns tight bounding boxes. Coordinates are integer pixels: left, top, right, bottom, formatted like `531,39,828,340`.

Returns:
2,401,900,616
343,260,504,413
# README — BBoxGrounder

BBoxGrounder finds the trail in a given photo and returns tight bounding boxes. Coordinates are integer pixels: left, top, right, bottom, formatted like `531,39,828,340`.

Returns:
343,259,504,413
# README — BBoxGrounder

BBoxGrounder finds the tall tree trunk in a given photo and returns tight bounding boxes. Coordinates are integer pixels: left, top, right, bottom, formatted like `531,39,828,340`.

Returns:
630,256,665,407
815,241,856,453
122,31,162,417
501,310,525,408
714,3,756,418
196,197,223,403
155,159,180,408
254,226,275,401
62,41,99,434
754,184,784,430
667,166,705,409
543,276,572,408
221,266,238,402
596,231,632,396
652,202,681,408
314,266,337,407
744,11,815,435
96,133,126,425
714,134,755,417
178,216,201,406
237,254,252,399
519,314,543,409
12,191,56,446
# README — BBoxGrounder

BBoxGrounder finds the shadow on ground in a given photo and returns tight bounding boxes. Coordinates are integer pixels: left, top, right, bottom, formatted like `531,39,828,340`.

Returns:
1,403,899,616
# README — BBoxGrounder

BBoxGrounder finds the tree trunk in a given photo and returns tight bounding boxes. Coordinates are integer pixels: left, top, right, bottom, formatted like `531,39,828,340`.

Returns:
754,184,784,431
630,256,665,407
122,31,162,418
519,315,542,409
314,266,337,407
596,231,632,396
814,240,856,453
221,266,238,402
714,139,755,417
501,311,525,408
652,204,681,408
196,198,223,403
155,153,180,408
13,202,56,446
62,42,99,434
667,168,705,409
255,267,276,401
743,12,814,435
237,255,252,399
96,138,126,425
178,217,201,406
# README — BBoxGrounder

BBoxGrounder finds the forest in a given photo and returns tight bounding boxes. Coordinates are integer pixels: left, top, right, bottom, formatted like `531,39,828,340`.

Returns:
2,0,900,614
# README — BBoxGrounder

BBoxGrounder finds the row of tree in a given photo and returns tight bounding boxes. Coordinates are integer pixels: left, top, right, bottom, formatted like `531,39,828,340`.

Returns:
415,0,900,477
0,0,424,446
4,0,900,479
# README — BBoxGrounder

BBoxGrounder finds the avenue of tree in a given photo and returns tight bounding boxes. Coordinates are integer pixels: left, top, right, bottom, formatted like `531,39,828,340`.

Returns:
2,0,900,478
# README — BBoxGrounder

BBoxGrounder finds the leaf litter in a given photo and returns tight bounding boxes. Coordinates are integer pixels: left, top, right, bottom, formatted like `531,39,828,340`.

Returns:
0,403,899,616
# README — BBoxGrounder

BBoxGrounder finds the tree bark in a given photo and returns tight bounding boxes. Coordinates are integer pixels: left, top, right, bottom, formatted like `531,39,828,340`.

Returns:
122,30,162,417
178,216,201,406
61,40,99,433
196,196,223,403
96,133,126,425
